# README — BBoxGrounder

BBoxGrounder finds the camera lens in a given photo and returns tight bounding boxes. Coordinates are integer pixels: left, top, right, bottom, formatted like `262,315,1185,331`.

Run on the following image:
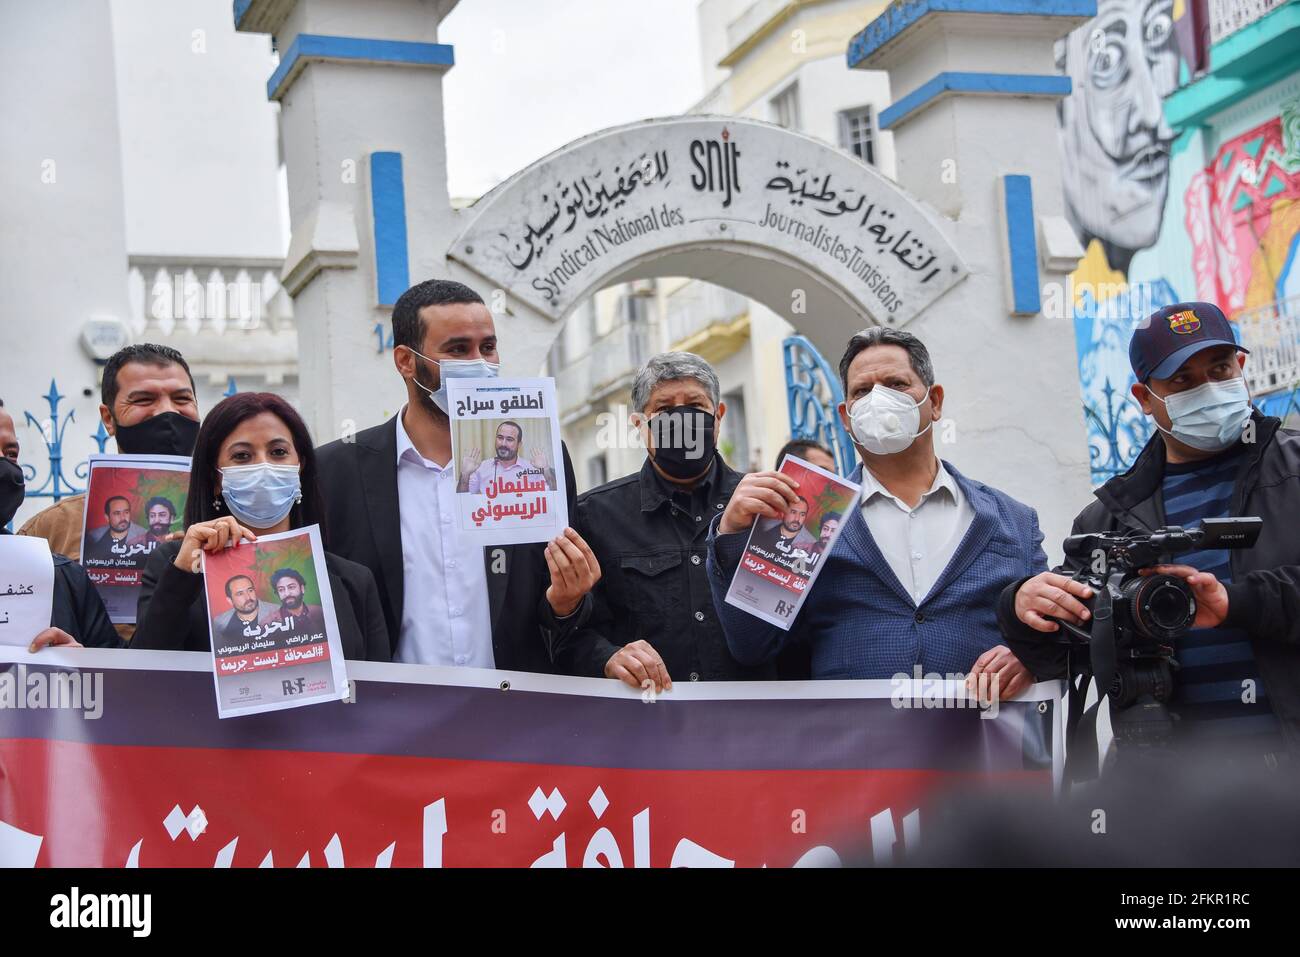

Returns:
1122,574,1196,641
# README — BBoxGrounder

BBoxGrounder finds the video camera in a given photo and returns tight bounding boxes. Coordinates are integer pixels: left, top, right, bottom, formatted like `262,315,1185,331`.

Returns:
1052,517,1262,753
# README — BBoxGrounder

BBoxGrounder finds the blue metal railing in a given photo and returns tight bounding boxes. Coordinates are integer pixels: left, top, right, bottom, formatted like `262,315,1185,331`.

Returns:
21,380,110,506
782,335,856,475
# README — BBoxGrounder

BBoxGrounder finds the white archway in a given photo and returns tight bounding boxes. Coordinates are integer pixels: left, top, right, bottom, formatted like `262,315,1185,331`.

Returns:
446,115,968,365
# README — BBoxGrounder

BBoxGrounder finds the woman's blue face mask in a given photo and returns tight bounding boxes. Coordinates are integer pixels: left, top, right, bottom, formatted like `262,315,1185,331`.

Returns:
219,463,302,528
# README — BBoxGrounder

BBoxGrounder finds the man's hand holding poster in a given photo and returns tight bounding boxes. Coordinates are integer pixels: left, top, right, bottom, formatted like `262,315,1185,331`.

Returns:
79,453,190,623
724,454,860,629
448,377,568,546
200,524,349,719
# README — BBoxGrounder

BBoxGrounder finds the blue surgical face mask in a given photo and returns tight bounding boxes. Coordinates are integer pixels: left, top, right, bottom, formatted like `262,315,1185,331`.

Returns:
219,463,302,529
1148,377,1252,452
408,350,500,414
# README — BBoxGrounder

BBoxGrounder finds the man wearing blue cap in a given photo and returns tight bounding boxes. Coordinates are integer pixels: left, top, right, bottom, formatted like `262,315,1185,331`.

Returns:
999,301,1300,763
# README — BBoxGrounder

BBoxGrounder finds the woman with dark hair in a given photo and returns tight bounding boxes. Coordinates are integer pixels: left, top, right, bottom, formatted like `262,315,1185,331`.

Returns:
133,393,389,660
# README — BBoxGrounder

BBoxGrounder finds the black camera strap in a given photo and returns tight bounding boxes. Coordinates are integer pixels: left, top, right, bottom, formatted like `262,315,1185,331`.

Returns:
1063,649,1101,784
1061,570,1127,782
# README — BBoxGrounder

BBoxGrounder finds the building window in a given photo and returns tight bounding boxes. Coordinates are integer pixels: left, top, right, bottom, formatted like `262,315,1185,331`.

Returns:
587,455,607,489
839,107,876,166
721,389,750,471
770,83,800,131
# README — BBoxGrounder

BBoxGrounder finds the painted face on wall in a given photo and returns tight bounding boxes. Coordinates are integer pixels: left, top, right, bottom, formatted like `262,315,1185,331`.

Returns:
1059,0,1179,260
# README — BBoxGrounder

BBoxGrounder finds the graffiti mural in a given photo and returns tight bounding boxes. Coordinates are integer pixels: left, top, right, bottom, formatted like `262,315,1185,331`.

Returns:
1057,0,1300,483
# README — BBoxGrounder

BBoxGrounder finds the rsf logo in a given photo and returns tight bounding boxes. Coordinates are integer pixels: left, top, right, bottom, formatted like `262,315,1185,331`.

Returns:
282,677,307,696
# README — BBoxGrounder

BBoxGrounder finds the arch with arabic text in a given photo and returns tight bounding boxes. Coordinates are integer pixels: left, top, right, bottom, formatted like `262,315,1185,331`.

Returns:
446,115,969,360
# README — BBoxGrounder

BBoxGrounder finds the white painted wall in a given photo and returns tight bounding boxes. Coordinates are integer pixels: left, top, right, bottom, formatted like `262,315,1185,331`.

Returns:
110,0,288,258
1,0,132,530
4,0,298,530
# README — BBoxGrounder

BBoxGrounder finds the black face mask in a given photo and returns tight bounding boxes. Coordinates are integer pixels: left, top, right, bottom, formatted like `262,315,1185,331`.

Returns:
113,411,200,457
0,457,25,527
648,407,718,481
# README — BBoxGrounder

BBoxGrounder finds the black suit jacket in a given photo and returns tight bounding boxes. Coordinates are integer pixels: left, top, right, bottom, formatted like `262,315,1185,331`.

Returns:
314,415,588,673
132,540,390,661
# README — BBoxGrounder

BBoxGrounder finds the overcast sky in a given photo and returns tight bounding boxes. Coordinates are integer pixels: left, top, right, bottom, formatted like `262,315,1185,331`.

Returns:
440,0,704,199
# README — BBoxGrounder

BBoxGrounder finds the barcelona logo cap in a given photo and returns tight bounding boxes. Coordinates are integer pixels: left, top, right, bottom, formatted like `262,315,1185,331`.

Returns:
1129,301,1247,383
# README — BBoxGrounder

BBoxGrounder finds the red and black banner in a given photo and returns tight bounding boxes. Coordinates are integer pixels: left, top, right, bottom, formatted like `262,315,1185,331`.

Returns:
0,647,1060,867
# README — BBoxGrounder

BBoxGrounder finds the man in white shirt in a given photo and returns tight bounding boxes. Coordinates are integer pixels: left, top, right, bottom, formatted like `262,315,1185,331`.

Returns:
709,327,1043,694
316,279,601,672
857,458,976,606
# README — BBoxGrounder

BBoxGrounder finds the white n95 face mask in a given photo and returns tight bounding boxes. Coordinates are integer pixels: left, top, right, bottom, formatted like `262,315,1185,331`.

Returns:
409,352,500,413
848,385,933,456
1149,377,1252,452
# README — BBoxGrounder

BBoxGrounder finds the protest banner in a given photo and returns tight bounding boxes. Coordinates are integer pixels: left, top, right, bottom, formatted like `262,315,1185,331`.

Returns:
200,525,349,719
448,377,567,545
79,453,190,623
725,454,860,629
0,645,1061,867
0,537,55,646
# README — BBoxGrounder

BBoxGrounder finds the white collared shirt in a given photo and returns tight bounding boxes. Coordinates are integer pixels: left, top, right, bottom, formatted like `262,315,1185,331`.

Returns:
393,408,495,668
858,460,974,605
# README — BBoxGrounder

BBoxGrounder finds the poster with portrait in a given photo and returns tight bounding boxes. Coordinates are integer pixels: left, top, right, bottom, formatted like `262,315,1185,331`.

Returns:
724,454,860,630
446,377,567,546
0,535,55,646
79,453,190,623
200,524,349,719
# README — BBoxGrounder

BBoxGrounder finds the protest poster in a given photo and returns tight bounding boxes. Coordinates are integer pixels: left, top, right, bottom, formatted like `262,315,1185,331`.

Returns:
79,453,190,623
724,453,860,629
0,536,55,647
200,524,349,719
447,377,567,546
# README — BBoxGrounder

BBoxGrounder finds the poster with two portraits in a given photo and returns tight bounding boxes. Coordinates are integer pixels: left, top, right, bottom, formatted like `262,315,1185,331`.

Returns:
724,454,860,630
200,525,349,719
80,453,191,623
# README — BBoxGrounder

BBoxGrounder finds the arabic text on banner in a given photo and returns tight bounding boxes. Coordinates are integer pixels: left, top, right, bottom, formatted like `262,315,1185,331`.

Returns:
0,646,1062,867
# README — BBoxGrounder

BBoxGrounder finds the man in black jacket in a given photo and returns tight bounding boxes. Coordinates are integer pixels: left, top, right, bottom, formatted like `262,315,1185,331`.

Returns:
315,279,600,673
552,352,770,688
999,301,1300,761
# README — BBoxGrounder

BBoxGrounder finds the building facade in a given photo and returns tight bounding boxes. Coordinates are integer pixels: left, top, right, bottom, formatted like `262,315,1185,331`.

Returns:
1064,0,1300,482
548,0,898,491
2,0,293,529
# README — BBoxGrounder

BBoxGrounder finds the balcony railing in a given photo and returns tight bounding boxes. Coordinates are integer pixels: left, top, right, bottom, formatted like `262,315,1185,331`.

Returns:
556,320,651,418
666,281,749,348
127,255,294,336
725,0,789,54
1236,295,1300,396
1210,0,1286,43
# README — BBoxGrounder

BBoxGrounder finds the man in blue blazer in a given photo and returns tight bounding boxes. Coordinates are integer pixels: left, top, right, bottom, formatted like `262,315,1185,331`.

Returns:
707,327,1044,694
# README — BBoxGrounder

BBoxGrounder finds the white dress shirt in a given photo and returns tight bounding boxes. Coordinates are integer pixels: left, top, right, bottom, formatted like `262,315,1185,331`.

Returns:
858,460,975,605
393,409,495,668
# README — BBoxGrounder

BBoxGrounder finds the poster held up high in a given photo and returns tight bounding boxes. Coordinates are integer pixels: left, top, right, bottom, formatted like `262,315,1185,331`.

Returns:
447,377,568,546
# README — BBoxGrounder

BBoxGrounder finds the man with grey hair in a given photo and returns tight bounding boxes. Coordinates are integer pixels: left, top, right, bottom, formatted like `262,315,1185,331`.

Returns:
550,352,771,688
707,327,1042,696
